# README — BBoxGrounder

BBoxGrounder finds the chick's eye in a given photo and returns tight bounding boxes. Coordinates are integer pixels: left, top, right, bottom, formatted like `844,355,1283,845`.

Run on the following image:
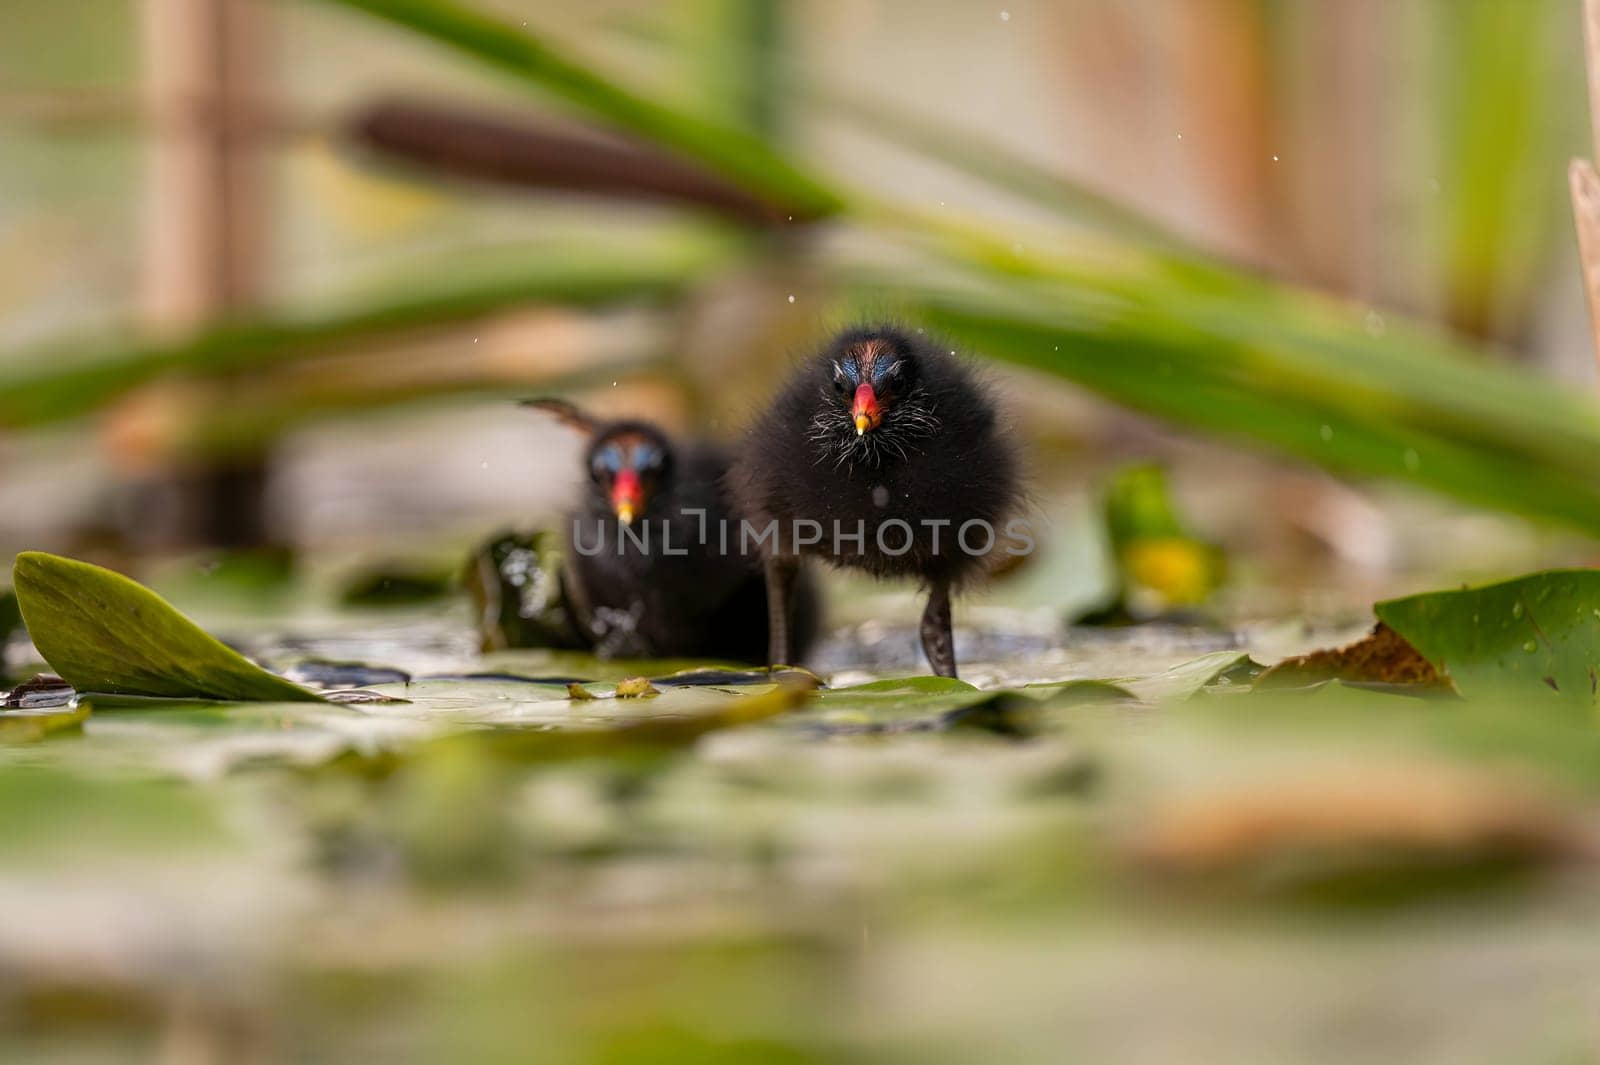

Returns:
831,366,851,395
592,445,622,480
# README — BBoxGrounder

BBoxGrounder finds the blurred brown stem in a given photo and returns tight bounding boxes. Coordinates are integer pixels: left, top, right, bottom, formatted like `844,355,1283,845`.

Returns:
350,98,801,226
139,0,274,550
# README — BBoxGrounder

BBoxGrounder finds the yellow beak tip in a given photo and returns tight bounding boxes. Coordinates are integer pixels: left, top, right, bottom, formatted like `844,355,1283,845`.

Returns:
854,416,870,435
617,506,635,524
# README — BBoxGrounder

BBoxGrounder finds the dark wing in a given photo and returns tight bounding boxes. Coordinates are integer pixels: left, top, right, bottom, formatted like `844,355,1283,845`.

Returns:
520,397,600,435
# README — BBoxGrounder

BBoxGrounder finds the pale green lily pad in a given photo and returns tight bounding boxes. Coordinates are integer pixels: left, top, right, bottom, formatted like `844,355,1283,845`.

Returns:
39,678,816,779
1122,649,1260,702
810,675,1130,734
0,703,89,743
1017,651,1249,705
12,552,324,703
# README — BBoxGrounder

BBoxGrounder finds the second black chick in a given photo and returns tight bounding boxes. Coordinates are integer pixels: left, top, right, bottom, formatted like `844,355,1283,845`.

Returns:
729,326,1021,678
525,399,818,663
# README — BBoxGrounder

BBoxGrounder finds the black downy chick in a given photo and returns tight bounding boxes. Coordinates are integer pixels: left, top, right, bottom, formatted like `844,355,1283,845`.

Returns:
729,326,1021,678
525,399,818,663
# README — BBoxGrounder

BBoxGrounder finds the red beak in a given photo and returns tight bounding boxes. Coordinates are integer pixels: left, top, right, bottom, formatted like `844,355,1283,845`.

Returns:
610,468,642,524
852,383,881,435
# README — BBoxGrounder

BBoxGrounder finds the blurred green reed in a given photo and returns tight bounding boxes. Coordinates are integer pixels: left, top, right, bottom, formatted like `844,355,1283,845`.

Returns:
2,0,1595,537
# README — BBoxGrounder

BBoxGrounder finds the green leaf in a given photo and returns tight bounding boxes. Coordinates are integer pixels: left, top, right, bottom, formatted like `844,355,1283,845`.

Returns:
892,276,1600,537
12,552,324,702
1375,571,1600,704
1119,651,1260,703
807,677,993,730
1099,464,1226,616
829,676,980,696
0,236,719,430
811,675,1131,733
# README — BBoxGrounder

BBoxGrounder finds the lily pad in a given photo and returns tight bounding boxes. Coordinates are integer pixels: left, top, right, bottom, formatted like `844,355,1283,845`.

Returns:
0,703,88,743
338,677,819,772
805,675,1129,734
1375,570,1600,704
12,552,324,702
1256,624,1448,692
1120,650,1260,702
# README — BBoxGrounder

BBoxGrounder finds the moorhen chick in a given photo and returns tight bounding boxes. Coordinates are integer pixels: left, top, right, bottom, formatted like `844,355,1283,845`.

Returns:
729,326,1021,678
524,399,818,663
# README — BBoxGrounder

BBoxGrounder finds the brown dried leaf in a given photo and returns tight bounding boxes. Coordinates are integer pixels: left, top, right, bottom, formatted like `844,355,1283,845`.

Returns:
1257,622,1450,690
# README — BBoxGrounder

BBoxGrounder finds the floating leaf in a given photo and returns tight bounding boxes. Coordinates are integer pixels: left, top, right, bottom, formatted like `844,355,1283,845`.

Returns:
1013,654,1246,706
832,676,980,696
813,676,988,725
1258,624,1449,693
806,675,1130,734
652,666,821,688
336,676,818,773
1116,651,1258,703
1374,571,1600,704
614,677,661,699
0,704,88,744
12,552,324,702
324,689,413,706
566,682,598,701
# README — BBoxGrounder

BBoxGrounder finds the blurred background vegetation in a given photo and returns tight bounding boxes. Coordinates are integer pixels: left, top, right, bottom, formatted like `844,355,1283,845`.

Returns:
14,5,1600,1062
2,0,1598,613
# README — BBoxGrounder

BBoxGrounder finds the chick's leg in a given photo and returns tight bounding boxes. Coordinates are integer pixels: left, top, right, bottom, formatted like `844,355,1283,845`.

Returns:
920,578,957,679
764,555,799,669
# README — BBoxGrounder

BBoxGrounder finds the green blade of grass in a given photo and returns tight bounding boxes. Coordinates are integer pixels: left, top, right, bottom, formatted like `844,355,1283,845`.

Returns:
862,215,1600,475
879,275,1600,536
0,236,723,429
